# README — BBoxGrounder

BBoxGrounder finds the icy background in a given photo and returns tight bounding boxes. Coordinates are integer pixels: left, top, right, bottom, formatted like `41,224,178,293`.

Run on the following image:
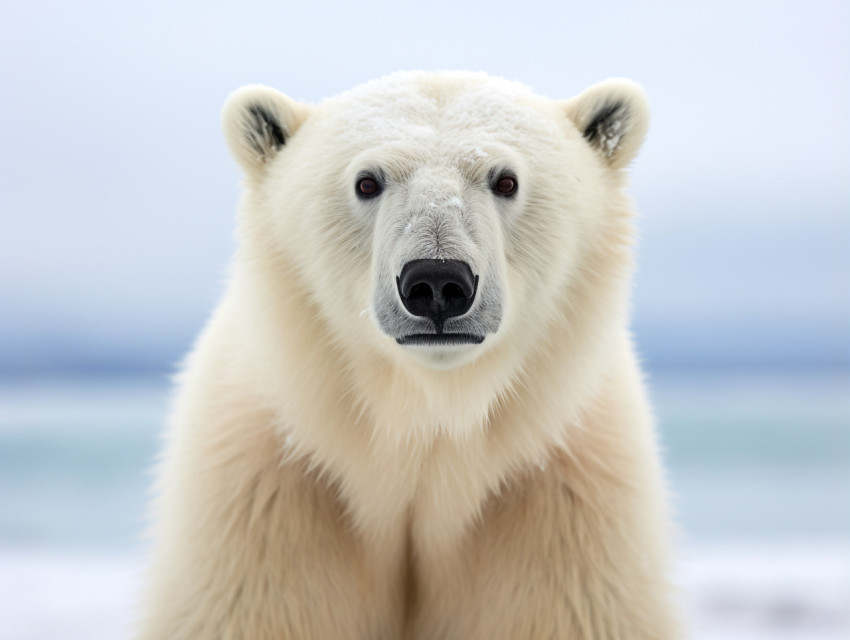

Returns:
1,0,847,374
0,0,847,638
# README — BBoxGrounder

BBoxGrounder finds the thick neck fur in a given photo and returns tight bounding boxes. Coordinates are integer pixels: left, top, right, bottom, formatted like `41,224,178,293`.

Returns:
213,200,635,549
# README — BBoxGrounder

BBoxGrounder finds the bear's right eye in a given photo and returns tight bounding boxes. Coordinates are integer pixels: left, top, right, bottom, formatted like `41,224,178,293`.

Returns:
356,175,382,199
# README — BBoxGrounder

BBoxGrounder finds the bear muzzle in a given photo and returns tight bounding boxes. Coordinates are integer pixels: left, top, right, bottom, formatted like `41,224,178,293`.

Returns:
396,259,483,344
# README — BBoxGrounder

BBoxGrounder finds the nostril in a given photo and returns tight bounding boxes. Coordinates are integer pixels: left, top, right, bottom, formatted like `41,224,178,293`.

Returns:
405,282,436,317
409,282,433,301
442,283,464,301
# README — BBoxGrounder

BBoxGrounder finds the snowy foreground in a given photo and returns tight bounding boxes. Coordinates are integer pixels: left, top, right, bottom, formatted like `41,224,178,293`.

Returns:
1,541,847,640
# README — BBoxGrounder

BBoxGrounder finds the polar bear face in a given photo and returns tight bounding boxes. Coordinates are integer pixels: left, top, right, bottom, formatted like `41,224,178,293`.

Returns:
222,72,648,371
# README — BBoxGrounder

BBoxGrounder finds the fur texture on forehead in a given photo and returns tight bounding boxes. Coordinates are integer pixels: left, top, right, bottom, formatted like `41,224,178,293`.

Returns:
319,71,563,147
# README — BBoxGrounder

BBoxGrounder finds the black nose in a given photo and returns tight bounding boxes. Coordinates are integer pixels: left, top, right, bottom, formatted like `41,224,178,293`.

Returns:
397,259,478,331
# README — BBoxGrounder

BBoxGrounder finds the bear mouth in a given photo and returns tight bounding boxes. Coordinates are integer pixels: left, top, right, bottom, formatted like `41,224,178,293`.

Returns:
396,333,485,346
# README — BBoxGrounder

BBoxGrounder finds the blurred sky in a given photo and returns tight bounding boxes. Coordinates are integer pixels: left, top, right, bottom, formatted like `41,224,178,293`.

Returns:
1,0,848,373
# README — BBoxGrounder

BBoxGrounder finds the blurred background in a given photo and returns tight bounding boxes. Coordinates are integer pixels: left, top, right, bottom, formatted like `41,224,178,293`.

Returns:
1,1,847,638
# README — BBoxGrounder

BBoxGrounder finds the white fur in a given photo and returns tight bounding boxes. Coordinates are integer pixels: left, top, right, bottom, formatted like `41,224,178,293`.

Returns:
137,71,678,639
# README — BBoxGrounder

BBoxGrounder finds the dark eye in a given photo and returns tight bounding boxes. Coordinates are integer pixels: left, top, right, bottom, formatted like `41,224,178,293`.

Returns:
492,173,518,197
356,175,381,199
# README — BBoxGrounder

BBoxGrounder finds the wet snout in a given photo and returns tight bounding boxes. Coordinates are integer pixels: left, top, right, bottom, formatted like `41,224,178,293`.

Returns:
373,167,503,351
397,259,478,333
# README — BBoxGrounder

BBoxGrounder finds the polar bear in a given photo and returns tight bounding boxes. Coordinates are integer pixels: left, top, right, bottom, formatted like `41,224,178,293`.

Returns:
137,71,678,639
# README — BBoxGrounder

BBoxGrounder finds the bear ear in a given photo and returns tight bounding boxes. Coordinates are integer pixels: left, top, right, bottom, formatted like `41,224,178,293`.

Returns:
221,85,311,176
562,79,650,170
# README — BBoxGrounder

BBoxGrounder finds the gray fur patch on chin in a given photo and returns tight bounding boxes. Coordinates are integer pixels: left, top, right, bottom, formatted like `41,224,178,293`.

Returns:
583,101,628,158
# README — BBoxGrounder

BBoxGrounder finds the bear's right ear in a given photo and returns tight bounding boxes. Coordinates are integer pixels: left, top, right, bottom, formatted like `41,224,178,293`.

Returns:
221,85,311,176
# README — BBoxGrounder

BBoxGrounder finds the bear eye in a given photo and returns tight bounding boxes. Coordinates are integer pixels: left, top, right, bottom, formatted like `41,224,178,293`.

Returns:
492,172,518,197
356,175,382,199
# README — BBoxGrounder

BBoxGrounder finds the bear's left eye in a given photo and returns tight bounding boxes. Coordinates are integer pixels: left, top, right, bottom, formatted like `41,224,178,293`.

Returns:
491,171,518,197
356,175,382,199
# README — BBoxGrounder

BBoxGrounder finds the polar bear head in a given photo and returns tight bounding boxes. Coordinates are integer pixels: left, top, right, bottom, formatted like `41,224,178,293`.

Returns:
221,72,648,380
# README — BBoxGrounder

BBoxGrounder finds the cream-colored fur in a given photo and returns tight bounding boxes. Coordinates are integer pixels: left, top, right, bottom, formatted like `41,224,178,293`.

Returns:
137,71,678,639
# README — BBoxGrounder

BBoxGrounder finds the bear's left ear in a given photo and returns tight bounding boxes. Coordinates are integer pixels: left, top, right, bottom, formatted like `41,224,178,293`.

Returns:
221,85,312,177
562,79,650,170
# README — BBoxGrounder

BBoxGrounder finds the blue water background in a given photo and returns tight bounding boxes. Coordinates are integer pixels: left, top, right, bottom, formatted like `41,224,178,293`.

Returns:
0,369,847,552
